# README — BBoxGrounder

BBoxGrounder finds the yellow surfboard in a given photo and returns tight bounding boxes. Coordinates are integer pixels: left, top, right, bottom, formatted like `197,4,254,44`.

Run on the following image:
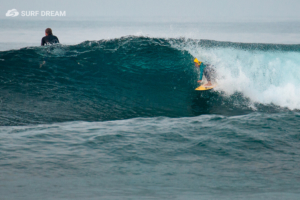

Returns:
195,84,218,91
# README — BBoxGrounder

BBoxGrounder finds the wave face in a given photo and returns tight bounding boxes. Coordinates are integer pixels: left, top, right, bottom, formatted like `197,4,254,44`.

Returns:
1,37,300,125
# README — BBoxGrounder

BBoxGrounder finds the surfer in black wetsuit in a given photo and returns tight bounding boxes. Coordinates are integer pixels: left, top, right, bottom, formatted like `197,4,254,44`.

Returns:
40,28,60,67
41,28,59,46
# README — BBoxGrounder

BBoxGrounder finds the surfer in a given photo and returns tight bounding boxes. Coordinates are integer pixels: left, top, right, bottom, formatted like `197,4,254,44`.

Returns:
41,28,59,46
194,58,215,87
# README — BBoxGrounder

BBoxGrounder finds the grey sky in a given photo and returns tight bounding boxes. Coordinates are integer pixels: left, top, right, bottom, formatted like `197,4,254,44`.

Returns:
1,0,300,20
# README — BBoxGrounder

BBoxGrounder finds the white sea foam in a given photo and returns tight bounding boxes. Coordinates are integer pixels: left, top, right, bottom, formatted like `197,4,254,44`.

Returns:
184,44,300,109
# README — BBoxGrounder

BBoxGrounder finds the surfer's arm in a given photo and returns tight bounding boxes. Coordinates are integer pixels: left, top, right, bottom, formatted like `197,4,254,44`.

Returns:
41,38,45,46
55,36,60,43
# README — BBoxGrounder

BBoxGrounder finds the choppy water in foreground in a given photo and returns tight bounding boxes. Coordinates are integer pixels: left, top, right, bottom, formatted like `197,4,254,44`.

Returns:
1,113,300,199
1,35,300,199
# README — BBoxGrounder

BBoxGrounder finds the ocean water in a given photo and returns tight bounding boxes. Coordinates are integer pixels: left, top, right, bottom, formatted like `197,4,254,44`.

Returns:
1,18,300,199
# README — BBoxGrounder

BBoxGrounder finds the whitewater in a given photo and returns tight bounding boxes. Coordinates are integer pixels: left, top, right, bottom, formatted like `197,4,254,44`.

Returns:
1,18,300,200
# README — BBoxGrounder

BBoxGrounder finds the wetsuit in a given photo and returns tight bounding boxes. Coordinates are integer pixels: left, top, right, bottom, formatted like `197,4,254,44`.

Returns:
199,62,215,82
41,34,59,46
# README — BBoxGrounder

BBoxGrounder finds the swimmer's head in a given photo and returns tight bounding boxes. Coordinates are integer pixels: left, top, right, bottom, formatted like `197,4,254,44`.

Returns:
45,28,53,36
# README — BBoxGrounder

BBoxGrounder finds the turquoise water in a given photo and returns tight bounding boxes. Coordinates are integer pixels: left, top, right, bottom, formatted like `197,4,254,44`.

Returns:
1,19,300,199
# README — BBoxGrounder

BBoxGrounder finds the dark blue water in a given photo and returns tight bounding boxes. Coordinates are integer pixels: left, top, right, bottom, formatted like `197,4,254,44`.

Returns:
1,37,300,199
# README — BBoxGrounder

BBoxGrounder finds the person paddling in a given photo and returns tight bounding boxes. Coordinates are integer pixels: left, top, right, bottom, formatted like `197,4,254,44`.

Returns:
41,28,59,46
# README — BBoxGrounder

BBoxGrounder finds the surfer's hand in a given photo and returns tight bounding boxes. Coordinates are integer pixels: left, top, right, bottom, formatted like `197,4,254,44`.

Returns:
197,80,201,83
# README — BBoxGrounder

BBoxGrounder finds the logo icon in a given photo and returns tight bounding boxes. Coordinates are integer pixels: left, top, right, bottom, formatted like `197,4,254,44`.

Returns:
6,9,19,17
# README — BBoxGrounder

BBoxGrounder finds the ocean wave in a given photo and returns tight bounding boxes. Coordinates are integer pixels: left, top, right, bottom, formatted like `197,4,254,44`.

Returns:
0,36,299,125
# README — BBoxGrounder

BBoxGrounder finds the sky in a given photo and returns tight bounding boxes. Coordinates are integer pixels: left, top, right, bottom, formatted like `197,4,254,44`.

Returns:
1,0,300,21
1,0,300,48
